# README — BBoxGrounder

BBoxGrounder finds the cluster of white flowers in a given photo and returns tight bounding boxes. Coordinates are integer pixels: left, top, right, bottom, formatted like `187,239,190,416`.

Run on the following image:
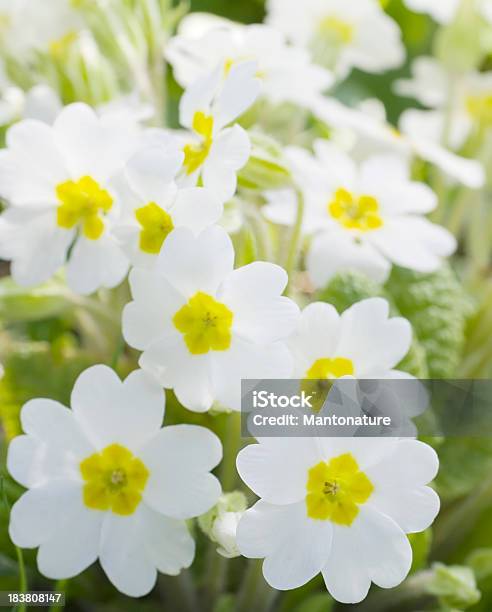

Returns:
4,0,489,604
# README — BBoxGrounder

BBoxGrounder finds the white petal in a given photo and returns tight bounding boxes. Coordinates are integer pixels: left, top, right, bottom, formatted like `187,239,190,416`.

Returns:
9,481,84,549
179,67,222,128
336,298,412,374
140,504,195,575
211,337,294,411
366,439,439,488
155,226,234,297
66,235,129,296
237,500,332,590
307,232,391,288
219,262,299,344
71,365,165,452
213,61,261,130
125,146,183,204
236,439,319,504
100,511,157,597
171,187,223,234
369,486,440,533
139,425,222,519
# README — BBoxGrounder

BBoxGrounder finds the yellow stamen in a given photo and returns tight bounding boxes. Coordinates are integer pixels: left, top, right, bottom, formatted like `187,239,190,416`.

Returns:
328,188,383,232
466,93,492,125
135,202,174,254
56,175,113,240
173,291,233,355
306,357,355,380
183,111,214,175
319,16,354,44
80,443,149,516
306,453,373,525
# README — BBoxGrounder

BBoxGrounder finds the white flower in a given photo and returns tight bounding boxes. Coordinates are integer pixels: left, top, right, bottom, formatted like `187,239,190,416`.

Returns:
403,0,492,24
290,299,411,380
178,61,260,202
7,365,222,597
166,14,333,106
0,0,80,57
263,142,456,285
0,103,143,295
396,58,492,148
114,145,222,267
122,225,299,412
307,95,485,188
266,0,405,79
236,436,440,603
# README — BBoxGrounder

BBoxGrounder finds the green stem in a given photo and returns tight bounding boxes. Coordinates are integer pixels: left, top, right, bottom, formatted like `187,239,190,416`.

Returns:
48,579,67,612
284,187,305,294
110,334,126,371
236,559,264,612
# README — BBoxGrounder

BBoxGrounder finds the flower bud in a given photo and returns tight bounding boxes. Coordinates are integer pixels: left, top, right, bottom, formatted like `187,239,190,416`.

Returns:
238,131,292,191
198,492,247,558
427,562,481,609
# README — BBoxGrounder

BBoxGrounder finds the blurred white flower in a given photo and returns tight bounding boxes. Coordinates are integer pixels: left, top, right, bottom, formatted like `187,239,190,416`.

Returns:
308,95,485,188
290,299,412,380
263,142,456,285
266,0,405,79
236,436,440,603
0,103,145,294
7,365,222,597
0,0,80,57
403,0,492,24
122,226,299,412
396,57,492,148
178,61,260,202
166,14,333,106
114,145,222,267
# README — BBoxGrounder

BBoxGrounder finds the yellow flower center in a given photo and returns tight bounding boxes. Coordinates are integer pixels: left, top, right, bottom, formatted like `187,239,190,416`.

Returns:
306,357,355,379
183,111,214,175
466,93,492,125
306,453,373,525
318,16,354,44
56,175,113,240
135,202,174,254
328,188,383,232
173,291,233,355
80,443,149,516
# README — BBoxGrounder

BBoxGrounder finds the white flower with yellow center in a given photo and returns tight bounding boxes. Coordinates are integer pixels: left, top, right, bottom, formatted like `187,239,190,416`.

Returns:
0,0,80,58
263,142,456,285
396,58,492,148
114,145,223,267
291,299,412,381
307,95,485,188
236,436,440,603
166,14,333,106
122,225,300,412
178,61,261,202
7,365,222,597
266,0,404,80
0,103,142,294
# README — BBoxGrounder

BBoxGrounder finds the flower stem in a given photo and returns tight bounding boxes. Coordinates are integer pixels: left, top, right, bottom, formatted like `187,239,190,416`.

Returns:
48,579,67,612
284,187,305,294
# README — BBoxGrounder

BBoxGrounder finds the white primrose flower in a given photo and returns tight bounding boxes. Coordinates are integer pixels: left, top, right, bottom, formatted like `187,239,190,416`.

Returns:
403,0,492,24
290,299,411,380
263,142,456,285
0,103,143,295
396,58,492,148
113,145,223,268
178,61,261,202
236,436,440,603
166,14,333,106
122,225,300,412
0,0,80,58
266,0,405,80
7,365,222,597
307,95,485,189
